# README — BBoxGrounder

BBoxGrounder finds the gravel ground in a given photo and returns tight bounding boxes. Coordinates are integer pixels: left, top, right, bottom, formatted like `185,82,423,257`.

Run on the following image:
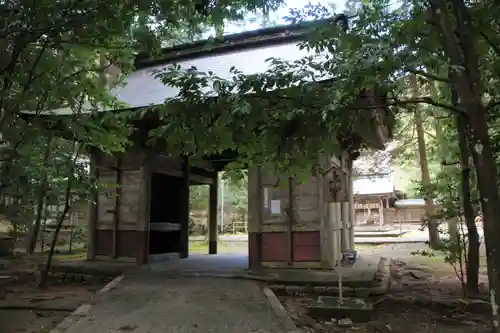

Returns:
62,273,285,333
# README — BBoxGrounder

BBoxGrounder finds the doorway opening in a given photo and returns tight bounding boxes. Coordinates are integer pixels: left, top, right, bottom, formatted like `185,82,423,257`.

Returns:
188,172,249,256
148,173,183,260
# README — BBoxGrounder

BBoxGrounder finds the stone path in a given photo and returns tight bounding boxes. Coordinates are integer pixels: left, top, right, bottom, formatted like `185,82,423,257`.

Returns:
61,273,285,333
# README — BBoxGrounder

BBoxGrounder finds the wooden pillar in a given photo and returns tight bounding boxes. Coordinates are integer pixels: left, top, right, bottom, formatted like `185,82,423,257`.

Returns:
248,166,264,270
341,201,350,251
287,177,294,265
379,197,385,226
208,172,218,255
180,156,190,258
348,171,356,250
328,202,342,266
136,154,152,265
112,155,123,259
87,149,99,260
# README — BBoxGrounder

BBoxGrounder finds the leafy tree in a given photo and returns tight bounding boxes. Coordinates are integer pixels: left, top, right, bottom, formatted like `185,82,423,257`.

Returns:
145,0,500,329
1,0,281,259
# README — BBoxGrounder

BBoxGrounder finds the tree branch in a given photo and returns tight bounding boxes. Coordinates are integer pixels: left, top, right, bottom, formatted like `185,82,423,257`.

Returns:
389,96,464,114
406,68,450,83
479,31,500,57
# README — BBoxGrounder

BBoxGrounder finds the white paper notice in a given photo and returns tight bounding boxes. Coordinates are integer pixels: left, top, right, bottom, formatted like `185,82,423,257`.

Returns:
270,200,281,214
263,188,269,208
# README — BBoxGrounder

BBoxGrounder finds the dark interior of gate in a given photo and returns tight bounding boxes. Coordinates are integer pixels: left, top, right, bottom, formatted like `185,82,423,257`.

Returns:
149,173,183,257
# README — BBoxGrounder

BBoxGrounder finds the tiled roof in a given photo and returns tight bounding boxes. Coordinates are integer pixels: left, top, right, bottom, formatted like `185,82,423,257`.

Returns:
111,42,315,108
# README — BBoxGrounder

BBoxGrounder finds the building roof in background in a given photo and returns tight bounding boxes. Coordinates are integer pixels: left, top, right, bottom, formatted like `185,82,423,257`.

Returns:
353,173,395,196
394,198,426,207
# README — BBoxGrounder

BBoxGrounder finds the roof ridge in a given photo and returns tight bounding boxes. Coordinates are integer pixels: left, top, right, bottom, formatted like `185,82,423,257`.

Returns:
135,18,331,69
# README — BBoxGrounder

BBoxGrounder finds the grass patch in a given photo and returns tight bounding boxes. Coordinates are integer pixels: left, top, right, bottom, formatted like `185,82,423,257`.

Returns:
189,240,209,254
189,240,248,254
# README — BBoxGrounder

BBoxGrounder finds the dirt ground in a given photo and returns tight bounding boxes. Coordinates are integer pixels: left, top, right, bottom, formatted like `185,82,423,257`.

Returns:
281,243,492,333
0,254,111,333
0,242,494,333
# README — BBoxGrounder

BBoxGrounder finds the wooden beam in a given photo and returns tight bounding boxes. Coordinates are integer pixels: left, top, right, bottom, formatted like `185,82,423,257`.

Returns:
208,172,218,255
152,168,213,185
191,166,216,178
96,149,145,170
150,154,213,184
150,154,183,171
180,156,190,258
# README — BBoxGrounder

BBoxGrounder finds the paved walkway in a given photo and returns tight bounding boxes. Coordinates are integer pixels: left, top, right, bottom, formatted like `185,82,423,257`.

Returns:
147,254,248,274
62,273,285,333
198,226,485,245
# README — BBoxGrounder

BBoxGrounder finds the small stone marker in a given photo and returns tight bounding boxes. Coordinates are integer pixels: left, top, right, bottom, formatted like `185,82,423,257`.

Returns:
307,296,373,323
337,318,353,327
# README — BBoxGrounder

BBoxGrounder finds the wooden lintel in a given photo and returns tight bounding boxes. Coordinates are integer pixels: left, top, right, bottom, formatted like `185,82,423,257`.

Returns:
150,154,183,171
191,166,216,178
100,166,140,172
97,150,145,170
151,168,213,185
149,222,181,232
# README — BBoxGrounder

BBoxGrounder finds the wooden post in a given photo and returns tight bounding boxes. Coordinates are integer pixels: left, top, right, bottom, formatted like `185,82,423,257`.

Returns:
341,202,350,251
180,156,190,258
249,167,264,270
348,170,356,250
87,149,99,260
136,154,152,265
287,177,294,265
112,155,123,259
208,172,218,255
379,197,385,226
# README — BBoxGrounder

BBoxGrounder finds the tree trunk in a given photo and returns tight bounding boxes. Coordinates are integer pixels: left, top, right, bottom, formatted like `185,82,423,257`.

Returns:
28,135,54,254
429,1,500,329
38,187,71,289
410,74,440,248
430,82,459,245
40,201,49,252
456,113,480,295
215,24,224,38
465,97,500,331
38,142,79,289
450,76,480,295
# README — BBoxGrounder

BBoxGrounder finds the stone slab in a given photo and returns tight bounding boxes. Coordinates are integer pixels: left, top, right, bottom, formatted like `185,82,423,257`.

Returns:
308,296,374,322
249,255,380,288
41,260,135,277
262,287,301,333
